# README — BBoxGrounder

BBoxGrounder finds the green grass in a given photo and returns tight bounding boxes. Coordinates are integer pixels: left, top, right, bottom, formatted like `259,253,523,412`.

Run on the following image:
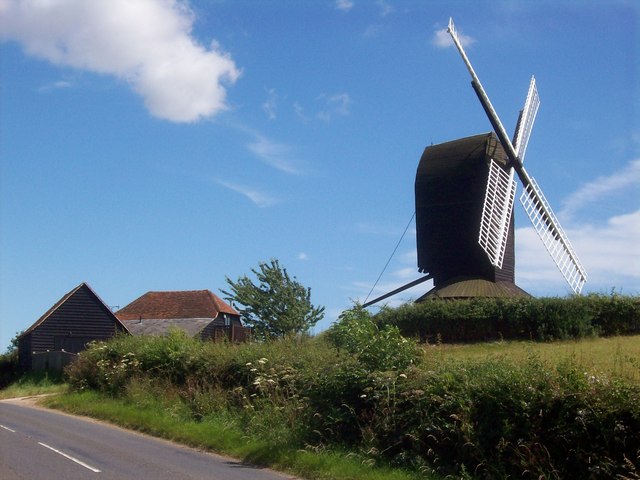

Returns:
424,334,640,383
41,391,431,480
0,371,67,399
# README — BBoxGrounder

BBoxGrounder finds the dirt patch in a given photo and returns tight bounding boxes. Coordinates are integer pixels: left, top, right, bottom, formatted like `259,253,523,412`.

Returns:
0,393,58,407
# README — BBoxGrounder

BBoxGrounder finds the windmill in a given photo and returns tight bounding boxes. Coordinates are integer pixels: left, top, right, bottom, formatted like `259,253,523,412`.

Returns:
363,18,586,306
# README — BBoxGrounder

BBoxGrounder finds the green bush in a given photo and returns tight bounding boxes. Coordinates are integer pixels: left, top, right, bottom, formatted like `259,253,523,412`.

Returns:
0,350,22,389
375,294,640,343
326,307,421,371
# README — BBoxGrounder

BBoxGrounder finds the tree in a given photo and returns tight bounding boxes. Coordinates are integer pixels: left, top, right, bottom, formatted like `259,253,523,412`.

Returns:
223,259,325,340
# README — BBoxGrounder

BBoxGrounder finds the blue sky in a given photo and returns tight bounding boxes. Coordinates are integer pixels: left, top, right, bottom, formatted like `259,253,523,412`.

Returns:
1,0,638,350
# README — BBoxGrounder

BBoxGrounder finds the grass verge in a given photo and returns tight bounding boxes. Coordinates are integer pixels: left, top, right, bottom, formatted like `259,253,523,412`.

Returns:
41,391,432,480
0,371,67,399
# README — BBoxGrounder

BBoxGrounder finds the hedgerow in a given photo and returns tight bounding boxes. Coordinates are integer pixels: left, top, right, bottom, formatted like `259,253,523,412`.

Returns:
374,293,640,343
64,304,640,478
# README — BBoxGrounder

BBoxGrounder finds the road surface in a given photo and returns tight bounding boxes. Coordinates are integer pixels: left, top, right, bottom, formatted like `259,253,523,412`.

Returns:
0,397,295,480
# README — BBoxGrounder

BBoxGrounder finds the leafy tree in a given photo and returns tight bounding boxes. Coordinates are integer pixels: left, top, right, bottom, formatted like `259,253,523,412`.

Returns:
223,259,325,340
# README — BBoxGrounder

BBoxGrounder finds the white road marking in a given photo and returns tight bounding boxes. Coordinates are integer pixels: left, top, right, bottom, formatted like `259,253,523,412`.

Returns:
0,424,16,433
38,442,101,473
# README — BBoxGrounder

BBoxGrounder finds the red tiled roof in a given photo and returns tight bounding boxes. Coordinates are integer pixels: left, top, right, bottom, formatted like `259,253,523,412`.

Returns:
115,290,238,321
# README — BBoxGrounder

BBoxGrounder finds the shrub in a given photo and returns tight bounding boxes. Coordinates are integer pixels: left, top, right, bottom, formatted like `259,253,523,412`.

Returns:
326,307,421,372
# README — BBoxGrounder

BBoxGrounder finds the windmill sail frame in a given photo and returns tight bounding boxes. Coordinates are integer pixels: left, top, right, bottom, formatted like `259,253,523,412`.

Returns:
447,17,587,294
478,159,517,268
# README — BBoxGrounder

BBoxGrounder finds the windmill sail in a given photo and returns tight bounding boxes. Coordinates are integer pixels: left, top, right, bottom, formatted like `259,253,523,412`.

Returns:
520,178,586,293
478,159,516,268
513,77,540,162
447,18,587,294
478,76,539,268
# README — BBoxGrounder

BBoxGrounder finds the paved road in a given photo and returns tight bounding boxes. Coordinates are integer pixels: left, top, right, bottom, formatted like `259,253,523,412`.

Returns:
0,398,295,480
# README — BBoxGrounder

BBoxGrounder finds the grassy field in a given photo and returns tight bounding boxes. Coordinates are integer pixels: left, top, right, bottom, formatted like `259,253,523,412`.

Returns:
424,335,640,383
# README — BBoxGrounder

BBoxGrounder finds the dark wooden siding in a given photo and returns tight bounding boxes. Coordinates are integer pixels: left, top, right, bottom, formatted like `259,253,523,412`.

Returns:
18,334,32,370
28,285,125,357
415,132,515,286
199,314,242,340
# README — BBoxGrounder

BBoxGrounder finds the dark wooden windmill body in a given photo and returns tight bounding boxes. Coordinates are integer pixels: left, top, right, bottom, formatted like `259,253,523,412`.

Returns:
415,133,528,299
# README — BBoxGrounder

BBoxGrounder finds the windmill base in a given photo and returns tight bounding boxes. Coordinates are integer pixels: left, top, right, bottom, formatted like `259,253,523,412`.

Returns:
416,277,530,301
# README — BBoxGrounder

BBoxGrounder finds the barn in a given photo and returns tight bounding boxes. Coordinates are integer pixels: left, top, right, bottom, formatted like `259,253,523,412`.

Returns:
18,282,128,370
115,290,250,342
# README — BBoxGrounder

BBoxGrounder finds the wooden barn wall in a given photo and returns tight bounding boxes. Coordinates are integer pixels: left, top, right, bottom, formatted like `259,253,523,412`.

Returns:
18,334,32,369
29,286,125,356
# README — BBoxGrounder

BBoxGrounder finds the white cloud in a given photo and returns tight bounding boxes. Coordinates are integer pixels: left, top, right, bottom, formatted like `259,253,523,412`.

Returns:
559,159,640,219
262,87,278,120
433,25,474,49
216,180,279,208
335,0,354,12
1,0,240,123
516,210,640,295
297,252,309,261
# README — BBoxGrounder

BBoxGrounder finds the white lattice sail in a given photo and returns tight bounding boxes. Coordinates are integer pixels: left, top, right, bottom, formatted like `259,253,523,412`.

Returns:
520,177,587,294
449,17,587,293
478,159,516,268
513,77,540,162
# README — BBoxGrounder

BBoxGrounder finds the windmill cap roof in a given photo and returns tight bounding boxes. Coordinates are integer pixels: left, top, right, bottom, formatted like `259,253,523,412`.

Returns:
116,289,238,321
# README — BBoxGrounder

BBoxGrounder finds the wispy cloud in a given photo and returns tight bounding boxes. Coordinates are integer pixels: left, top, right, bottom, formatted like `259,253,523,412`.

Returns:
37,80,73,93
363,24,384,39
227,122,306,175
1,0,240,123
433,24,474,49
216,180,280,208
335,0,354,12
377,0,394,17
246,134,303,175
317,93,352,121
559,159,640,219
262,87,278,120
293,101,310,123
297,252,309,261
